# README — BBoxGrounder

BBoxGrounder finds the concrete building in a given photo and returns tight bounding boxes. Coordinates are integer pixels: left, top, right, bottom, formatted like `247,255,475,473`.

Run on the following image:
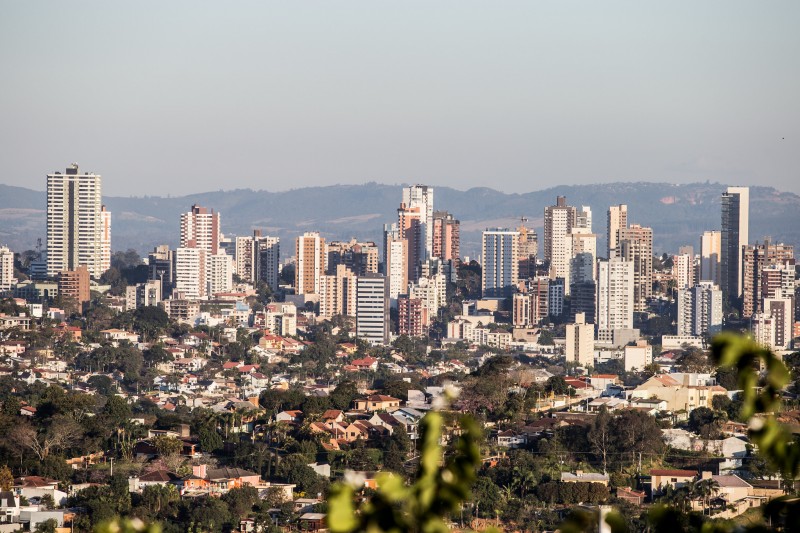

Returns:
296,232,326,295
383,224,408,307
700,230,722,285
432,211,460,263
544,196,576,285
235,233,259,283
721,186,749,306
607,204,628,259
516,224,538,280
46,164,106,278
566,312,594,367
402,185,434,262
100,205,111,275
618,224,653,312
318,264,357,319
624,340,653,372
398,296,427,337
677,281,723,338
174,247,207,300
180,204,221,254
597,259,635,342
673,252,694,290
257,235,280,290
742,240,794,318
757,297,794,350
327,239,379,276
548,277,565,318
57,266,90,310
0,245,15,292
481,228,519,298
207,253,233,297
355,274,389,345
148,245,174,298
135,279,162,308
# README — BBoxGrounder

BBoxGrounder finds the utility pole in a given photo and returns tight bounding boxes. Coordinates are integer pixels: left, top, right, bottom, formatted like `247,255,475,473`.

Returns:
110,457,114,477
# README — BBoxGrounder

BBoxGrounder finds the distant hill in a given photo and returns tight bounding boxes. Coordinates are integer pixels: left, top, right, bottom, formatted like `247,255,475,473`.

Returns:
1,181,799,259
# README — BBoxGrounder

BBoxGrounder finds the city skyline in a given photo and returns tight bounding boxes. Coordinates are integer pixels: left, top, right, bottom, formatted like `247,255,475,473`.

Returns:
1,2,798,196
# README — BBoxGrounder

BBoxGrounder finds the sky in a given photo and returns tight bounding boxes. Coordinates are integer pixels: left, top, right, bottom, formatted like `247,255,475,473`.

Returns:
1,1,798,197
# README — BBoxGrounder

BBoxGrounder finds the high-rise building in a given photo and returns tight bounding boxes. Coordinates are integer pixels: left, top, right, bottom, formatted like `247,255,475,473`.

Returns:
481,228,520,298
742,240,794,317
570,280,596,324
566,312,594,367
258,236,281,290
0,246,16,292
570,230,597,284
383,224,408,307
432,211,460,263
57,266,91,311
548,278,566,317
295,232,326,295
355,274,389,345
327,239,379,276
596,259,634,342
408,273,447,321
607,204,628,259
761,262,796,303
235,233,259,283
46,164,105,278
544,196,576,283
319,264,357,319
763,297,794,350
700,230,722,285
174,247,207,300
398,296,427,337
148,245,174,298
207,253,233,296
576,206,592,231
672,252,694,290
402,185,434,262
677,281,723,337
100,205,111,275
516,224,538,280
721,186,749,306
180,204,221,254
618,224,653,312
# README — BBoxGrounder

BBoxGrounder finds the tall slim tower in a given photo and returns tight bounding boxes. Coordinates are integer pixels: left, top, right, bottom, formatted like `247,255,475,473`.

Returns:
295,232,326,295
544,196,576,283
46,164,105,278
180,205,221,254
618,224,653,312
721,186,749,307
607,204,628,259
402,185,434,261
700,230,722,285
481,228,520,298
596,258,634,342
100,205,112,275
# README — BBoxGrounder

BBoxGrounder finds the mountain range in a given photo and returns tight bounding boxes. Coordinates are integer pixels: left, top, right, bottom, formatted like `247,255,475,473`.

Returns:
1,181,799,260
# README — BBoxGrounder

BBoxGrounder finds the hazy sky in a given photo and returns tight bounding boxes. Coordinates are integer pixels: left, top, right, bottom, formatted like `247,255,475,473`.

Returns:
1,2,798,196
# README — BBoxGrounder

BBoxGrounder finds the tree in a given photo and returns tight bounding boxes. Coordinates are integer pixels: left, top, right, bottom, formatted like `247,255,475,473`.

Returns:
329,381,359,411
588,407,612,474
0,465,13,491
33,519,58,533
10,417,80,461
198,427,223,453
103,395,132,426
151,435,182,458
222,485,260,523
140,484,179,515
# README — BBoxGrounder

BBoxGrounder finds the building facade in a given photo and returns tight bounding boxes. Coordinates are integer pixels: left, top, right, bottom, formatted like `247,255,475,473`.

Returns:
46,164,106,278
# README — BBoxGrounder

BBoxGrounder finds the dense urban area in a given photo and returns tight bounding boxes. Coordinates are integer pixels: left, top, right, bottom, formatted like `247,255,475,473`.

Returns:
0,167,797,532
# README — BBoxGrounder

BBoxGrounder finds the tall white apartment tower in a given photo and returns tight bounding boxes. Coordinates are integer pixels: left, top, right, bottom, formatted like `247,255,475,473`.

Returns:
481,228,520,298
402,185,434,262
721,186,749,305
607,204,628,259
258,236,281,290
700,230,722,285
180,205,221,254
46,164,106,278
383,223,408,307
356,274,389,345
100,205,111,275
0,246,15,291
596,258,634,342
544,196,577,284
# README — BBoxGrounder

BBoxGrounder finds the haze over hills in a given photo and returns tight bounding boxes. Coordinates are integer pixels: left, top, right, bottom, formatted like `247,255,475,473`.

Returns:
1,181,799,260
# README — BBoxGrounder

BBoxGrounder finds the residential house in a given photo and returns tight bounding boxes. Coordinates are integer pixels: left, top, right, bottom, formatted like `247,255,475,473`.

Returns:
650,469,697,494
353,395,401,412
560,471,610,486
